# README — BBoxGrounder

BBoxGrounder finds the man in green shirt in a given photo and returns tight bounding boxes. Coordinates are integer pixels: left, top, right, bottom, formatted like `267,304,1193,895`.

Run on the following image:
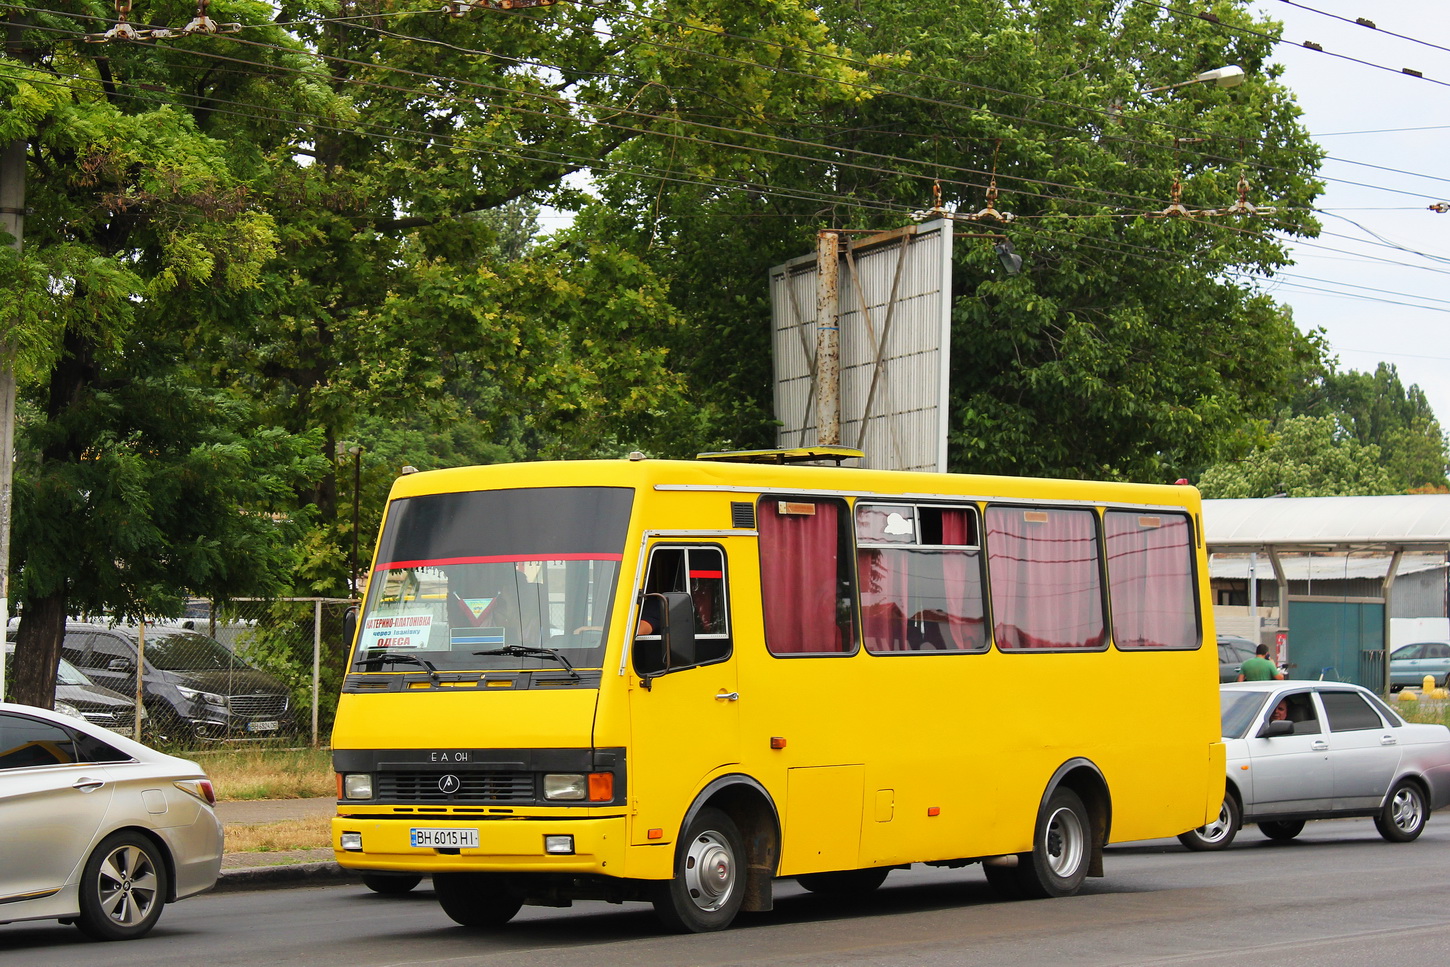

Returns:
1238,644,1284,682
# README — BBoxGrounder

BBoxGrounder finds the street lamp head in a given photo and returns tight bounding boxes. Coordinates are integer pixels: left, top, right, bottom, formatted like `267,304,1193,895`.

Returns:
1194,65,1244,88
1145,65,1246,94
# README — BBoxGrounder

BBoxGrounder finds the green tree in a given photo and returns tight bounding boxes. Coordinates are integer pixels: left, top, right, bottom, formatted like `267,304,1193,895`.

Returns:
1287,363,1448,492
582,0,1329,481
1197,414,1394,497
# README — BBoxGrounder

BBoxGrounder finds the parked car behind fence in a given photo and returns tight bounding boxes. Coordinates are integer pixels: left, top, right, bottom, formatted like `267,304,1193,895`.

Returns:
59,623,296,742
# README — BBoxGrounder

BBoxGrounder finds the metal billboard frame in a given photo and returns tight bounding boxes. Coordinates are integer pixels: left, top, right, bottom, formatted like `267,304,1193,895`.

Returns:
768,219,954,472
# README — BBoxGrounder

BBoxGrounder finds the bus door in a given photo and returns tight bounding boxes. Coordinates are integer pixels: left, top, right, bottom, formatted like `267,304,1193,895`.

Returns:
627,542,739,845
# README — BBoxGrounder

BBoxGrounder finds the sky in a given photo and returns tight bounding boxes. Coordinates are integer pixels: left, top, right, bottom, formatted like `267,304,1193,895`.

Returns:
1245,0,1450,424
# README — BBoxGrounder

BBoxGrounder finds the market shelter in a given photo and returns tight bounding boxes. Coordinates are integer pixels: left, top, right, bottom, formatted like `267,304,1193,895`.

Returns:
1203,495,1450,691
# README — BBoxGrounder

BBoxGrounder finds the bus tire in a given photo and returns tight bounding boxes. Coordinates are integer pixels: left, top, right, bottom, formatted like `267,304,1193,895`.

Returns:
1258,819,1305,842
433,873,522,928
983,861,1023,899
652,807,745,933
1014,787,1090,899
795,867,891,897
1178,795,1240,851
363,872,423,894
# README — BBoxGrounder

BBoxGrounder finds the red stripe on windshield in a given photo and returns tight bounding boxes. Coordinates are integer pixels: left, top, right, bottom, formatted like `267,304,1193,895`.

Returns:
376,553,622,570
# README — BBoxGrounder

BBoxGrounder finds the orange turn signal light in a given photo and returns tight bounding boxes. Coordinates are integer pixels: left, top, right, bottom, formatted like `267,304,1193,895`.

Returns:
588,772,614,801
770,737,787,749
647,828,664,840
927,806,941,817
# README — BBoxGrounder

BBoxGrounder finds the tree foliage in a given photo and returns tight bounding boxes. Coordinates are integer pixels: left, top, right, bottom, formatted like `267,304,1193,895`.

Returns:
582,0,1329,482
1197,414,1395,498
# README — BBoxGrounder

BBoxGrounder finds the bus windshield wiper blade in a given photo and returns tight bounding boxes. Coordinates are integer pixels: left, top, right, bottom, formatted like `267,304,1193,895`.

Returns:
356,652,439,682
473,644,579,680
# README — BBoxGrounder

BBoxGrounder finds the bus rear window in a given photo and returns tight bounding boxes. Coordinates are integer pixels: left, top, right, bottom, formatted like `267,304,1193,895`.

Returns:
1104,510,1198,650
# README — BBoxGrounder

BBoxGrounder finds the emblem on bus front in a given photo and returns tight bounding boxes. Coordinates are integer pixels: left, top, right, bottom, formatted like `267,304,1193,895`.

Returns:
438,774,461,795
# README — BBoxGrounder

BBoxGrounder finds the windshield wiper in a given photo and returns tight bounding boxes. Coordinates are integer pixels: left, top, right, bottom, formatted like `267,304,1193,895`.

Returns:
355,652,439,683
473,644,580,681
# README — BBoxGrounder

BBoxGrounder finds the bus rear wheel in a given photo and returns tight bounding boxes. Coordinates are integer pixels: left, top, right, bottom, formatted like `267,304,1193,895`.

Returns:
653,807,745,933
433,873,522,928
1013,788,1090,899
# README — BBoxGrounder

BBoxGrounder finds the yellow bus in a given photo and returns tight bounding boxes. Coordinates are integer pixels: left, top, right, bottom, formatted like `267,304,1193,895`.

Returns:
331,448,1224,932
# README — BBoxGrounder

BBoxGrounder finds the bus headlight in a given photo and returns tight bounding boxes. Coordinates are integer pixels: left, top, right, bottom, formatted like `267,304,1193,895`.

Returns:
544,772,614,801
342,773,374,800
544,774,586,800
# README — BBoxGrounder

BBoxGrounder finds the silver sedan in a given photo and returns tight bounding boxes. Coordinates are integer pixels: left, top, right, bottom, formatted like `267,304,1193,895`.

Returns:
1180,682,1450,850
0,701,223,940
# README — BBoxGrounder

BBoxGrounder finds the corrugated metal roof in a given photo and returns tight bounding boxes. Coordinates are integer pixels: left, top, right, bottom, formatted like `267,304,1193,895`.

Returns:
1203,496,1450,551
1208,553,1446,580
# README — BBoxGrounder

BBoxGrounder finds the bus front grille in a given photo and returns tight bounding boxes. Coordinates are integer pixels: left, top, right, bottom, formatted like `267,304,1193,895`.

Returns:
378,771,536,802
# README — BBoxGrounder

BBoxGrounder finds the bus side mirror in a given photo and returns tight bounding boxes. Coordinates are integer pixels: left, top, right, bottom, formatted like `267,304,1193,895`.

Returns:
343,606,358,651
635,591,697,686
662,591,697,669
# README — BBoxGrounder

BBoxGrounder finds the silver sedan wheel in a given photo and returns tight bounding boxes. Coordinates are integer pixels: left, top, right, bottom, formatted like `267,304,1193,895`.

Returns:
76,831,169,940
96,843,162,927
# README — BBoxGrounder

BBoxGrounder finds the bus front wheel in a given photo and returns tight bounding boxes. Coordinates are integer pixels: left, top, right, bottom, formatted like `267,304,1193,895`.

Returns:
433,873,522,928
1014,787,1090,899
653,807,746,933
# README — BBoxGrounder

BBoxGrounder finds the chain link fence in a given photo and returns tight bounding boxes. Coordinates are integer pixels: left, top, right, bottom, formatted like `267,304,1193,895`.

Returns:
174,597,357,747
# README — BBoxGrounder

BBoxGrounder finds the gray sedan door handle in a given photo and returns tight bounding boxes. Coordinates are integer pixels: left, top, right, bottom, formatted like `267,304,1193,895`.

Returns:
1311,741,1329,751
72,777,105,792
1381,736,1398,746
715,691,740,702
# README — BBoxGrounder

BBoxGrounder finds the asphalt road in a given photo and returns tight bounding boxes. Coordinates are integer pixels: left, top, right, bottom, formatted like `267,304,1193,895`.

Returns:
6,818,1450,966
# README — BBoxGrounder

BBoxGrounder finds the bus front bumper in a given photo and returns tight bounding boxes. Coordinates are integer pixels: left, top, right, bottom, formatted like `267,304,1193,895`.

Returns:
331,814,631,875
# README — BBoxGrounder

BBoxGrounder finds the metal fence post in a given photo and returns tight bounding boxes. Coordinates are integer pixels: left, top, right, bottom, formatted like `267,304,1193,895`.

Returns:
313,599,322,747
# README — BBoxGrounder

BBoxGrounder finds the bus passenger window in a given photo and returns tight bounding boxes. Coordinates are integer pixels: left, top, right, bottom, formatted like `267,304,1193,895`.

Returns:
986,505,1106,650
856,503,986,655
759,497,856,656
1104,511,1198,650
636,545,732,670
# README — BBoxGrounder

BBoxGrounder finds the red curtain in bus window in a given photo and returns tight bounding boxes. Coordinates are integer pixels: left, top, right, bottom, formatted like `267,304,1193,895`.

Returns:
938,509,985,651
759,499,847,654
987,506,1105,649
1104,512,1197,649
858,548,909,652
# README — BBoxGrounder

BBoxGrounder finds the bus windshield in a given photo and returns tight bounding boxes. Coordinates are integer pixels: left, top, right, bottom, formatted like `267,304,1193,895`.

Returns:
353,486,632,674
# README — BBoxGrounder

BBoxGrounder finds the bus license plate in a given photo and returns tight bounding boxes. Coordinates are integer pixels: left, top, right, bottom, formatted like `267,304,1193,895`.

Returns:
247,720,278,732
411,828,480,849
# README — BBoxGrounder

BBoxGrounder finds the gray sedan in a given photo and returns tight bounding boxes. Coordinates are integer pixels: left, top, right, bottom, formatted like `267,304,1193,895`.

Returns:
0,701,223,939
1179,681,1450,850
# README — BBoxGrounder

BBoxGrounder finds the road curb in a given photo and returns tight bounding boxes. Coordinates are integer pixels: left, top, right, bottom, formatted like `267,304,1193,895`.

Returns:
214,861,363,892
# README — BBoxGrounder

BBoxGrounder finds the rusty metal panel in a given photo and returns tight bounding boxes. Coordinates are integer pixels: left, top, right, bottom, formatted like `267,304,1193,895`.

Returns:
768,219,952,472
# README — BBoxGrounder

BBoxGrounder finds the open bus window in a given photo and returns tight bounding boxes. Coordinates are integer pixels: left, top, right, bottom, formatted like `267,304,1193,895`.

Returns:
855,503,987,654
634,546,731,673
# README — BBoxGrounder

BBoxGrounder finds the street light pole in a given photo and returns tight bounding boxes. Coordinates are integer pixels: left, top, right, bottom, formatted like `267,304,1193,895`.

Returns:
0,14,26,702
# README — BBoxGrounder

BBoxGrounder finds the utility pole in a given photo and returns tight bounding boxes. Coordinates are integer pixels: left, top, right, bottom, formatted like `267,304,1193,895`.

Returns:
815,231,840,446
0,14,25,702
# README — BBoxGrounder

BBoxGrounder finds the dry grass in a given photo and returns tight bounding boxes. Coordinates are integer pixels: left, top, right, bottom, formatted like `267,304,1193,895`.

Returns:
195,745,334,801
224,815,332,853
